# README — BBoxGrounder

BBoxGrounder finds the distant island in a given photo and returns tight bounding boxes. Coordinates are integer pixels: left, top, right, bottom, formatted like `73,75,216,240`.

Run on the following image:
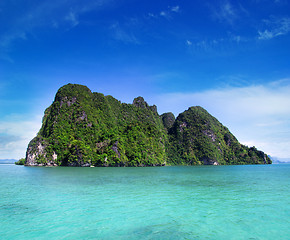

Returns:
0,159,17,164
269,156,289,164
24,84,271,167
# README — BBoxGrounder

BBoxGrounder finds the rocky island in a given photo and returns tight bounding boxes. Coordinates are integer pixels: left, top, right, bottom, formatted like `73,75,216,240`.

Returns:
25,84,271,166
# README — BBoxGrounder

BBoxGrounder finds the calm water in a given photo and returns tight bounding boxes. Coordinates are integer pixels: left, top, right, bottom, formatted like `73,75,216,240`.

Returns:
0,164,289,239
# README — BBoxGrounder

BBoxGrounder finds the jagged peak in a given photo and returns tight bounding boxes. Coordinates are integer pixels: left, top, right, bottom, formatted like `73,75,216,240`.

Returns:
133,96,159,114
161,112,175,129
25,83,271,167
133,96,149,108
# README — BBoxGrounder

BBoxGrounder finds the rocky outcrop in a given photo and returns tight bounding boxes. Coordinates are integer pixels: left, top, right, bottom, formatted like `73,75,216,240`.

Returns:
202,157,219,165
112,141,121,159
133,97,149,108
166,106,272,165
25,137,57,166
161,112,175,130
25,84,168,167
24,84,272,167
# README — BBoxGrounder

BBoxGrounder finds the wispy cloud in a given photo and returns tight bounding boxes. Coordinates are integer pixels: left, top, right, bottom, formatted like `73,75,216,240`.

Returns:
258,17,290,40
273,0,288,4
185,38,229,55
186,40,192,46
211,1,238,24
160,5,180,18
160,11,168,18
185,32,249,54
0,2,60,50
0,115,42,159
171,6,180,13
0,31,27,48
65,10,79,27
153,79,290,160
148,5,181,20
110,22,140,44
0,31,28,62
0,1,111,54
230,35,241,43
220,1,236,20
147,13,157,18
0,53,14,63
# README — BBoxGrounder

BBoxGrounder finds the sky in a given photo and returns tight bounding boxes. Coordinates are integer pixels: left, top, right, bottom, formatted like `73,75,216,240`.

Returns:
1,0,290,161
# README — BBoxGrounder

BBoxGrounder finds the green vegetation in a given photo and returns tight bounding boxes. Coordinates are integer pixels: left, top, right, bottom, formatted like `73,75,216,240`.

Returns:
166,106,271,165
25,84,271,167
26,84,167,167
15,158,25,165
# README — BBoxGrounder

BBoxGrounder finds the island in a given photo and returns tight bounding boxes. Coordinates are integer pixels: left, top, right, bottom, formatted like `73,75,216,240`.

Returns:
25,84,271,167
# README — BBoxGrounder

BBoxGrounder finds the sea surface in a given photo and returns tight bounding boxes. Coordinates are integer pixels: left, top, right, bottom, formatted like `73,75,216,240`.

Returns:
0,164,289,239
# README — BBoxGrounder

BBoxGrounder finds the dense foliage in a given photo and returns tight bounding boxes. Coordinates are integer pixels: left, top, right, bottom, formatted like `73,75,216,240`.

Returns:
166,107,271,165
25,84,271,166
15,158,25,165
26,84,167,167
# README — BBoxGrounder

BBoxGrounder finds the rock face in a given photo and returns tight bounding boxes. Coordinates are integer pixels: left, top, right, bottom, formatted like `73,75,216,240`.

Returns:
26,84,167,167
26,137,57,166
161,112,175,130
166,106,272,165
25,84,272,167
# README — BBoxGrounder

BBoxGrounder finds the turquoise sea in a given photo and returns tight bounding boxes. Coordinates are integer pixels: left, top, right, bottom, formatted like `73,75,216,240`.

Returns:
0,164,289,239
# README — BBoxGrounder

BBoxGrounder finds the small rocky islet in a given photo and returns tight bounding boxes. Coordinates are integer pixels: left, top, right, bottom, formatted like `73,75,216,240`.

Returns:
25,83,271,167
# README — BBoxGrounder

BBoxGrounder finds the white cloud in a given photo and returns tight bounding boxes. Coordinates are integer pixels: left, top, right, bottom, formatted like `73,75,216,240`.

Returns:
0,115,42,159
171,6,180,13
160,11,168,17
258,30,274,40
153,79,290,160
159,5,181,19
258,17,290,40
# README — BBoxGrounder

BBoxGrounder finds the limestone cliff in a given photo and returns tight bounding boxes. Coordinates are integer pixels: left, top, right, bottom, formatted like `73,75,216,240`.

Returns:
166,106,271,165
25,84,271,166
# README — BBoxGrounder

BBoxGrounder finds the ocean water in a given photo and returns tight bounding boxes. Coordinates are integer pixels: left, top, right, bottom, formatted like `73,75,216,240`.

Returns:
0,164,289,239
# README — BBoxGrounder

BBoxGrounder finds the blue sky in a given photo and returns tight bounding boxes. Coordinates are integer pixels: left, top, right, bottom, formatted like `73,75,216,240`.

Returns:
1,0,290,161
